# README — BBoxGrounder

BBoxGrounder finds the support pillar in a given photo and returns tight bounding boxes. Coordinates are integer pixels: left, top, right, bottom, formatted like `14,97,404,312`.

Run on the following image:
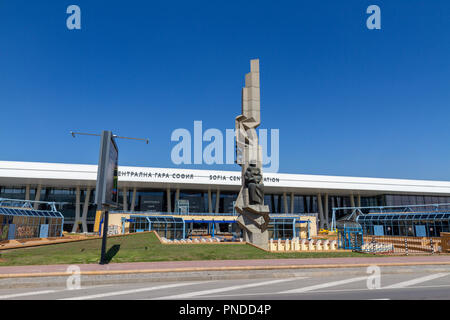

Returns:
215,189,220,213
33,185,42,209
122,187,128,212
350,194,355,208
357,194,361,207
324,193,329,229
166,188,171,213
290,192,295,214
130,187,137,212
317,193,325,229
208,189,212,213
25,185,30,201
71,186,81,233
81,187,91,233
283,192,288,214
175,188,180,212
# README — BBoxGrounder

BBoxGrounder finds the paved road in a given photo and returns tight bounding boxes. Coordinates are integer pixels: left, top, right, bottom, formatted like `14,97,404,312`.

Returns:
0,265,449,300
1,255,449,275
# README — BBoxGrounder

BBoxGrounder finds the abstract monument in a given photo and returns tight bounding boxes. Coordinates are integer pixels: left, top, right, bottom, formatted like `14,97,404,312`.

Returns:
234,59,270,250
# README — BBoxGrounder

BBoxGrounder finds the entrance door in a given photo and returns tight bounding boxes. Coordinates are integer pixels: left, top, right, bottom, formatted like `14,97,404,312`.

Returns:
415,225,426,237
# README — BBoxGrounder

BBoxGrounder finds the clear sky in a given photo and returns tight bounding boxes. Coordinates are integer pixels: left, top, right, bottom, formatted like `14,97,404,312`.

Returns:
1,1,450,180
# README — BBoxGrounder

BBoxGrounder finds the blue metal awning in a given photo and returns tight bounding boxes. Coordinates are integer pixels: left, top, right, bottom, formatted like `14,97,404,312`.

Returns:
0,207,63,218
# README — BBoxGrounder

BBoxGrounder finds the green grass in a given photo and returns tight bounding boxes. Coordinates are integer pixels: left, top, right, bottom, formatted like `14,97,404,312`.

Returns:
0,233,367,266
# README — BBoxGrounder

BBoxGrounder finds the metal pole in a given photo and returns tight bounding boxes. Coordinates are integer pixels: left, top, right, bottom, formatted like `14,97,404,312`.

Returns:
100,210,109,264
404,238,408,256
71,130,148,265
71,131,149,144
430,238,435,255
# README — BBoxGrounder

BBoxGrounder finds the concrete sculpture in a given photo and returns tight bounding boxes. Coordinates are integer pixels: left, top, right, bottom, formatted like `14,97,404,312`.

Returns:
234,59,270,250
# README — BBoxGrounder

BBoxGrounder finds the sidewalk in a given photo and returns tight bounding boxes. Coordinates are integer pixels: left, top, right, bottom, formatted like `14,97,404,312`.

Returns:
1,255,450,278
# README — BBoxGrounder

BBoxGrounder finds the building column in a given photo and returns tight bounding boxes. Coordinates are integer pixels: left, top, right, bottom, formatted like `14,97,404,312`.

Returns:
71,186,81,233
317,193,325,229
350,194,355,208
208,189,212,213
25,185,30,201
122,187,128,212
324,193,329,229
215,189,220,213
33,185,42,209
357,194,361,207
130,187,137,212
166,188,171,213
283,192,288,214
81,187,91,233
175,188,180,212
290,192,295,213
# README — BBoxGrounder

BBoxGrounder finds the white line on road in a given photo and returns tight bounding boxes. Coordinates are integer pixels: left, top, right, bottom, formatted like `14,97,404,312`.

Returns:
280,276,368,294
0,290,56,300
150,278,302,300
0,284,113,300
199,284,450,299
60,282,203,300
383,273,450,289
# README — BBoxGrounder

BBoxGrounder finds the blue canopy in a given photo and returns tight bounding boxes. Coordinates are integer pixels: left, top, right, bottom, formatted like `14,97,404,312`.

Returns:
0,207,64,218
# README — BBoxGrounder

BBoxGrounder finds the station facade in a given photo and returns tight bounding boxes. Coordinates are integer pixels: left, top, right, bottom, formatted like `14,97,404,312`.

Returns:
2,160,450,236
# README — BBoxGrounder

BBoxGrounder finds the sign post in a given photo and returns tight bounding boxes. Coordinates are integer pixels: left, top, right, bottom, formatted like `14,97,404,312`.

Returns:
95,131,119,265
70,130,148,265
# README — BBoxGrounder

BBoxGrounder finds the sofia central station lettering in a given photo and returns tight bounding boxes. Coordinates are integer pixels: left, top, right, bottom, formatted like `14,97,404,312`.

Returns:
119,171,195,180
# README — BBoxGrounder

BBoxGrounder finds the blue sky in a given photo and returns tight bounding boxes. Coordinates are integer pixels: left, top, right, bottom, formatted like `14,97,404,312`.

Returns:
1,1,450,180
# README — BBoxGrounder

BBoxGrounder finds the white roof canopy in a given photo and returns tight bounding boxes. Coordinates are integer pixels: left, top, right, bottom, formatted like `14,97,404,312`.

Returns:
1,161,450,196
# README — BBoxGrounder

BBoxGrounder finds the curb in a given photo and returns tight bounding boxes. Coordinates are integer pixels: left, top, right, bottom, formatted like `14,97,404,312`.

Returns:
2,261,450,279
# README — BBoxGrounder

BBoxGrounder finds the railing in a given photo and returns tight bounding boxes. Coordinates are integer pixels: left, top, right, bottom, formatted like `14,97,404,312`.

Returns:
336,226,443,254
441,233,450,253
111,211,237,216
110,210,319,218
0,198,58,211
360,235,441,255
336,219,446,254
331,203,450,232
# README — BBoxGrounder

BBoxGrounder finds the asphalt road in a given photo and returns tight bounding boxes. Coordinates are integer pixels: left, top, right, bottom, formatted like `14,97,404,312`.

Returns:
0,266,449,300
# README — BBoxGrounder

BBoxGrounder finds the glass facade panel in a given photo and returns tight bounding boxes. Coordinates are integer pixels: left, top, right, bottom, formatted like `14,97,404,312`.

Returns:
128,215,184,239
219,192,237,213
357,212,450,237
268,217,297,240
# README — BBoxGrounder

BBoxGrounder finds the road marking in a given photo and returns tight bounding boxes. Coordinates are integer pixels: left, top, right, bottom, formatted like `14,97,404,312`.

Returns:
280,276,368,294
150,278,301,300
383,273,450,289
0,284,113,300
0,290,56,299
201,283,450,299
60,282,203,300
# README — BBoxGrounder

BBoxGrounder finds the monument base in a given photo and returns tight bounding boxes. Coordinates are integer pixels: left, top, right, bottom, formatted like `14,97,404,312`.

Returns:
241,227,269,250
237,212,269,250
